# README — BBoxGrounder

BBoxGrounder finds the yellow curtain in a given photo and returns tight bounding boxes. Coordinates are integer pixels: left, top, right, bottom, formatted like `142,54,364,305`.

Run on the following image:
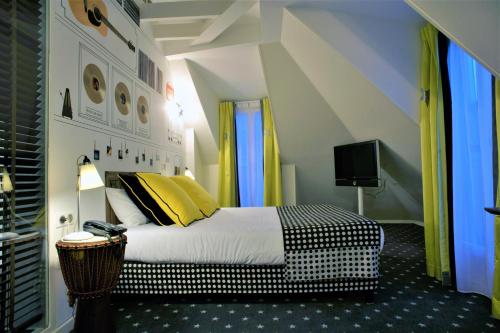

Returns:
419,24,451,284
493,79,500,319
262,97,283,206
217,101,238,207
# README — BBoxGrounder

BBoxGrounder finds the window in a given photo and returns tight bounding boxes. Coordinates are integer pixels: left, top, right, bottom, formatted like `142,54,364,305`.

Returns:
235,101,264,207
0,0,47,330
448,41,495,297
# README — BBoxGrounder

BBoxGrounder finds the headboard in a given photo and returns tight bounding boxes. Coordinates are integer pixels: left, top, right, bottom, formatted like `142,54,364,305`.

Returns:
105,171,159,225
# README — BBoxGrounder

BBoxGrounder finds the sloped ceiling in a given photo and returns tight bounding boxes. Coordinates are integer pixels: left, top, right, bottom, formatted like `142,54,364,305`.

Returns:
285,6,422,123
405,0,499,77
182,45,267,101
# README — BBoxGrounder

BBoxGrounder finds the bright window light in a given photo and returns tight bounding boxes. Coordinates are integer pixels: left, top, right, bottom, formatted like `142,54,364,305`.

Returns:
235,103,263,207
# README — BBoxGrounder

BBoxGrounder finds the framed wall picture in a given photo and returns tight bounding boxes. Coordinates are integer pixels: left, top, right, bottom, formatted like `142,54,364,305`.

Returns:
134,83,151,139
79,44,109,125
111,67,133,133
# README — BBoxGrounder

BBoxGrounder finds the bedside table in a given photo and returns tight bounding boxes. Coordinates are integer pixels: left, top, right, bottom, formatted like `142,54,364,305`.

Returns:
56,235,127,333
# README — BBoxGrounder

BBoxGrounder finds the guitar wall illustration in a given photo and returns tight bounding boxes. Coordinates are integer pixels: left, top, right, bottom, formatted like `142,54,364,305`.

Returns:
59,0,137,72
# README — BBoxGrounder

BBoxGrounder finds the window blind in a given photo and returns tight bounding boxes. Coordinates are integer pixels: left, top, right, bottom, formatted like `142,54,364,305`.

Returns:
0,0,45,330
115,0,140,26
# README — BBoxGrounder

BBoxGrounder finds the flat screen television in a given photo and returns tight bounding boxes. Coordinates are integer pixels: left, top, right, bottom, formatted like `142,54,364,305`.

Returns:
334,140,380,187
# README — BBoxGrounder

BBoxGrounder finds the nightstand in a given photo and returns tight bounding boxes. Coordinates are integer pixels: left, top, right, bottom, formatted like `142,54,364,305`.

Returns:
56,235,127,333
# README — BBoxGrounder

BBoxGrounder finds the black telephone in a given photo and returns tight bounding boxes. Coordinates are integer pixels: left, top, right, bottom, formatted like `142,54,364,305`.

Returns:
83,220,127,238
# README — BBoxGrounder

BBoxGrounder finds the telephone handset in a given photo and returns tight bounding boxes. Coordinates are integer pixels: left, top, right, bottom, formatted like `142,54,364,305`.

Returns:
83,220,127,238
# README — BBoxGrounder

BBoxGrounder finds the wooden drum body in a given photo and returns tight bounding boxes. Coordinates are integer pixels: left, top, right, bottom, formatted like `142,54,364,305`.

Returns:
56,236,127,333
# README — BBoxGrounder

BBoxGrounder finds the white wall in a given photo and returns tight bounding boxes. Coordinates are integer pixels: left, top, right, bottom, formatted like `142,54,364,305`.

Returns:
281,164,297,206
46,1,183,331
171,60,219,166
259,42,356,209
406,0,499,78
203,164,219,201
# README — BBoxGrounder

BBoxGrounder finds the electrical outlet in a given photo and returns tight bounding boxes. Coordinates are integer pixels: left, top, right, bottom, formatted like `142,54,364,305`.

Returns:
59,214,73,224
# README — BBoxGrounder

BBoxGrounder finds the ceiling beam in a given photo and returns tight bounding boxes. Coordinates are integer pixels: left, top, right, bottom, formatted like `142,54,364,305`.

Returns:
140,1,232,22
190,0,257,46
164,24,261,59
153,23,205,41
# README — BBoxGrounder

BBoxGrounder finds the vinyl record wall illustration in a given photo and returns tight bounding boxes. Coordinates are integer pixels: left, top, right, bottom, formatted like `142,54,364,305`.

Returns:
115,82,130,115
79,44,109,124
136,96,149,124
111,67,133,132
134,83,151,138
83,63,106,104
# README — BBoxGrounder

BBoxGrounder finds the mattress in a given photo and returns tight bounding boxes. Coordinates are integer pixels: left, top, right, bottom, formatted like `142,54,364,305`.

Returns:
124,207,285,265
124,206,385,266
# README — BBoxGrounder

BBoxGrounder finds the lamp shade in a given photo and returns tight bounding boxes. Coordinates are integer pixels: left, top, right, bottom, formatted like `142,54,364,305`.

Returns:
2,169,13,193
79,164,104,191
184,168,195,180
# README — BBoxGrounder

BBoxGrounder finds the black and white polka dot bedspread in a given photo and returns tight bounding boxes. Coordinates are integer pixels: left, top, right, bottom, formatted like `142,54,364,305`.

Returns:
277,205,382,282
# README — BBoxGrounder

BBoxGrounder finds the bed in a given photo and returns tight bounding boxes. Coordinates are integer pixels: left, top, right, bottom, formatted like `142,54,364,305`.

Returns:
106,172,383,300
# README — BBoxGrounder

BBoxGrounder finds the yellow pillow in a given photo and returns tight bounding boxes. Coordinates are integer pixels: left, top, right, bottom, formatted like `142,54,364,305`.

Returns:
170,176,219,217
136,173,203,227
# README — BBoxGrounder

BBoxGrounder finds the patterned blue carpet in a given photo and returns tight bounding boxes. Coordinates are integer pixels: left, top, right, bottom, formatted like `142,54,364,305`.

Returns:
111,224,499,332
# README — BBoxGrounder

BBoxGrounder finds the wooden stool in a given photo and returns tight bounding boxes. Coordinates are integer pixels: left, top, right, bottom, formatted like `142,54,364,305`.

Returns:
56,235,127,333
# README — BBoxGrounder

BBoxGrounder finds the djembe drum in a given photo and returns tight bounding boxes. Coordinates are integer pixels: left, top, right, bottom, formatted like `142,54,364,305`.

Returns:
56,235,127,333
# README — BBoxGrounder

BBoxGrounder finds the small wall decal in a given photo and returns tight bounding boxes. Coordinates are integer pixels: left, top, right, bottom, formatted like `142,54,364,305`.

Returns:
93,141,100,161
107,137,113,156
118,142,123,160
62,88,73,119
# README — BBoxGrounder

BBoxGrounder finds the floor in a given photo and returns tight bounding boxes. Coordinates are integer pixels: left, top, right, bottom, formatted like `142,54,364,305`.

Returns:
111,224,499,332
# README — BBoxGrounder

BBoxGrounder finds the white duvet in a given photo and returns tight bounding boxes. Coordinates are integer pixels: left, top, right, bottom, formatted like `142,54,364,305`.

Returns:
124,207,385,265
124,207,285,265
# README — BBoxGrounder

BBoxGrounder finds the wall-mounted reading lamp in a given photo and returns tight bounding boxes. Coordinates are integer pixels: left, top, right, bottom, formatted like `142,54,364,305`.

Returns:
77,155,104,230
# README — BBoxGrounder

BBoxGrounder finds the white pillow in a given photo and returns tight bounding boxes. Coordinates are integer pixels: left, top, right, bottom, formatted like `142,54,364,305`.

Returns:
105,187,149,227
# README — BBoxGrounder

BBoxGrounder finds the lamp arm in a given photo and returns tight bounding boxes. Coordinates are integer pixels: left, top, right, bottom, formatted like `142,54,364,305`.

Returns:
76,154,87,230
2,192,31,228
76,154,91,190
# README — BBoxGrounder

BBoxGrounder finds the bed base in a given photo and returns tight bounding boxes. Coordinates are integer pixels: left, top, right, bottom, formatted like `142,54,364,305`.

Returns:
114,261,378,301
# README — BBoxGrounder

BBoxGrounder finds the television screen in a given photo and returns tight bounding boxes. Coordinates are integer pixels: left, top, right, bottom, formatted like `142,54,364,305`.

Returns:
334,140,380,187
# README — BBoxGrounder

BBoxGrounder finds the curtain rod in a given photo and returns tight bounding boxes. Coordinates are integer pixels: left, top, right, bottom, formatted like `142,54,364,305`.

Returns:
234,100,261,108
